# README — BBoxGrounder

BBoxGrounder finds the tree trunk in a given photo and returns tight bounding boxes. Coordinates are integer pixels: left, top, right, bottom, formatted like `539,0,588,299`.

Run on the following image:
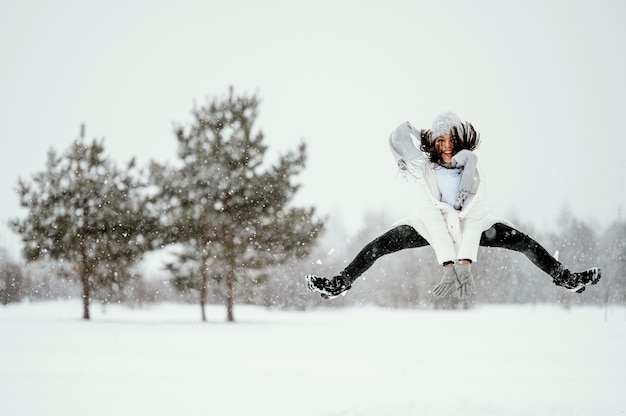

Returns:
80,270,90,320
200,267,208,322
226,267,235,322
223,230,236,323
78,227,91,320
200,293,207,322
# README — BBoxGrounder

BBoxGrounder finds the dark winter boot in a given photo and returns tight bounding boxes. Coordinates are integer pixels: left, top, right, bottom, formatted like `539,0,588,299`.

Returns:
305,274,352,299
552,266,602,293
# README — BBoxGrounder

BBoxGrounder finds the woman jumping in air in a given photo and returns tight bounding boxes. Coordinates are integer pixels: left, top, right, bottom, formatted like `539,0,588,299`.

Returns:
306,112,601,300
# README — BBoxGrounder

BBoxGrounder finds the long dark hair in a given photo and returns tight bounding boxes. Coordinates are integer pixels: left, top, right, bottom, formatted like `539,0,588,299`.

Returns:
419,122,480,164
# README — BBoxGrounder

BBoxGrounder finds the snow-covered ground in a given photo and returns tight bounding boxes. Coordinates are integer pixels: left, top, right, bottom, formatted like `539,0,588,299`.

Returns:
1,302,625,416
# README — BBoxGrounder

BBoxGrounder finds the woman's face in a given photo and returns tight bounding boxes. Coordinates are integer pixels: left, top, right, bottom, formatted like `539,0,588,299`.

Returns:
434,134,455,163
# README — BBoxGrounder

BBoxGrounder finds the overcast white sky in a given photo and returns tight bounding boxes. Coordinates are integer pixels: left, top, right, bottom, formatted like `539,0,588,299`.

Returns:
1,0,625,260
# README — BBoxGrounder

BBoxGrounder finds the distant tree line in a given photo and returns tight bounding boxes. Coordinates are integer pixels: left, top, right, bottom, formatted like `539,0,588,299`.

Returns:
3,203,624,315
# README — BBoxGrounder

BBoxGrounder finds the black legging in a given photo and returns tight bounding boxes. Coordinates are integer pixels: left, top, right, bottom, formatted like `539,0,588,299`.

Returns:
342,223,561,280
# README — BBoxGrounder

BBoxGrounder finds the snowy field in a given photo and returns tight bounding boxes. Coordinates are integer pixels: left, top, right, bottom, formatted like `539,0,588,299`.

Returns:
1,302,625,416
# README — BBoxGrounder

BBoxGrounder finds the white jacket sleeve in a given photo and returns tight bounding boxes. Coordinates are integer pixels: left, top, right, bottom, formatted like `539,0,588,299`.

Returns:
388,122,426,180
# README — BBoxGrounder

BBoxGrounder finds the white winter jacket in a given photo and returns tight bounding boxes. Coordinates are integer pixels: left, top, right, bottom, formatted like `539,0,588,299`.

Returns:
389,122,510,264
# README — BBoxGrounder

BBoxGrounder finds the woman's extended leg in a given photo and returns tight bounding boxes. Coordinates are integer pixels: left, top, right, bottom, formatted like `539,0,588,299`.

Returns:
342,224,429,280
479,223,601,292
306,225,429,298
479,223,561,275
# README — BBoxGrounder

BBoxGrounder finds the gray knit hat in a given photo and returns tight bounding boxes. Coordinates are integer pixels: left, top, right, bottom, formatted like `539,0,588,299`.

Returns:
430,111,463,143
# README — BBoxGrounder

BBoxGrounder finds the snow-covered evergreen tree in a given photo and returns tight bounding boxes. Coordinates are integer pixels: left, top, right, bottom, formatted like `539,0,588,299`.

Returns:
151,87,324,322
10,126,158,319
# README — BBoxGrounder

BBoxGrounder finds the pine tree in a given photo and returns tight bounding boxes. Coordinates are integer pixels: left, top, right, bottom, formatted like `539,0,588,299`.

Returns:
151,87,324,321
10,126,158,319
